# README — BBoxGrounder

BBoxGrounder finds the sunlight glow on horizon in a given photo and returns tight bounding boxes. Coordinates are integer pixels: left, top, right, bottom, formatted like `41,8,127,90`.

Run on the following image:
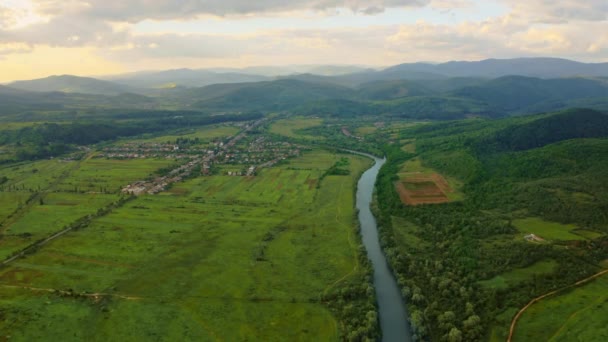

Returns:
0,0,606,81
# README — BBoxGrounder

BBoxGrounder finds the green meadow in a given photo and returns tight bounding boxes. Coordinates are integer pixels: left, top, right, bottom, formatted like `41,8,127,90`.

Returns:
55,157,174,193
269,117,324,140
0,150,375,340
0,155,175,260
514,273,608,341
129,125,240,144
479,260,559,290
513,217,586,241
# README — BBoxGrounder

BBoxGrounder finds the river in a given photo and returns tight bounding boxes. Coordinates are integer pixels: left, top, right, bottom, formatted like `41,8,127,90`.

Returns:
356,154,412,342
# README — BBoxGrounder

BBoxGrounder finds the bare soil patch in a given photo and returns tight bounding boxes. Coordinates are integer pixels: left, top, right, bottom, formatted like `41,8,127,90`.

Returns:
395,172,452,205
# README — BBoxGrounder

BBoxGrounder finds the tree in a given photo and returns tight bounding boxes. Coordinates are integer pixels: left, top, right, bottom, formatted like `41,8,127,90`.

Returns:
447,328,463,342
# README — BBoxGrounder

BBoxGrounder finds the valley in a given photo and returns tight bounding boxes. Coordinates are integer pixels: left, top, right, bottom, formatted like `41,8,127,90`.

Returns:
0,57,607,341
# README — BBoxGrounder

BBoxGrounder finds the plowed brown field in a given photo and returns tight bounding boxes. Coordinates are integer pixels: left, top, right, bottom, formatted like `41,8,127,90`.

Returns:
395,172,453,205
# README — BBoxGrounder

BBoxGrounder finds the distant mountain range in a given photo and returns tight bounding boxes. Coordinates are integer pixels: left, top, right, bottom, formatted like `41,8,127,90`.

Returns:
8,58,608,96
1,58,607,120
9,75,137,96
383,58,608,79
104,69,270,89
187,75,608,118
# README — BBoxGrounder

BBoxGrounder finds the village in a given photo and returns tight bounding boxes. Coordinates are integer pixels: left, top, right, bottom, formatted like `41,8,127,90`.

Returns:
97,142,208,160
120,119,306,195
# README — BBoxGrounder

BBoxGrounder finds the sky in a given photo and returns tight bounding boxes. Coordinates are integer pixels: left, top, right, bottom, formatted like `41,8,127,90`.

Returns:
0,0,607,81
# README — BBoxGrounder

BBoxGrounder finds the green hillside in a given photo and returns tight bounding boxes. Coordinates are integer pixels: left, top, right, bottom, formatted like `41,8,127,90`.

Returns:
194,79,355,111
452,76,608,113
375,108,608,341
357,80,433,100
9,75,137,96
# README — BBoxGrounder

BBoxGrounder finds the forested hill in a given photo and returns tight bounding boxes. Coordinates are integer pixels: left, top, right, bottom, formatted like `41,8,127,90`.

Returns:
190,76,608,119
9,75,137,96
375,108,608,341
451,76,608,113
472,109,608,153
2,73,607,120
193,79,354,111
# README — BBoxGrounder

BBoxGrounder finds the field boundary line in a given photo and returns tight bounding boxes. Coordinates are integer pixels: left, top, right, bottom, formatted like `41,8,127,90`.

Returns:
507,268,608,342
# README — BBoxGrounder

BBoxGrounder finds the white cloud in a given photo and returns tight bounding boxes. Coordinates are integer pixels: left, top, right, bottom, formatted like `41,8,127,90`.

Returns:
1,0,608,76
502,0,608,23
31,0,431,22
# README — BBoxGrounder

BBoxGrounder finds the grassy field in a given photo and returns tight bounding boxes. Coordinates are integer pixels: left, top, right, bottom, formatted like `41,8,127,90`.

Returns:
0,159,76,192
355,126,378,136
0,150,374,340
0,155,175,261
269,117,324,140
390,216,429,253
479,260,559,290
513,217,585,241
401,140,416,153
55,157,174,193
128,125,239,144
513,273,608,341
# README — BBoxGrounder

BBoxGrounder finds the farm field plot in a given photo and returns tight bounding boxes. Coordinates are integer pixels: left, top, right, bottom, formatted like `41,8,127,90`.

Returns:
0,192,29,222
0,159,76,192
0,192,119,260
514,273,608,341
0,151,374,340
269,117,324,140
286,149,343,170
55,158,174,193
513,217,586,241
0,156,175,261
355,126,378,136
129,125,239,144
395,158,462,205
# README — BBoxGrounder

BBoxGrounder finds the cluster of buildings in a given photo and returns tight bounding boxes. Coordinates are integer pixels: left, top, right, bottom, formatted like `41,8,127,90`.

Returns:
219,137,303,166
121,118,273,195
121,158,207,195
97,142,212,160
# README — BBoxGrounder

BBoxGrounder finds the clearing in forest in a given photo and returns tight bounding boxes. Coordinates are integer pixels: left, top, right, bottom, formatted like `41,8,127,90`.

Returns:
395,158,461,205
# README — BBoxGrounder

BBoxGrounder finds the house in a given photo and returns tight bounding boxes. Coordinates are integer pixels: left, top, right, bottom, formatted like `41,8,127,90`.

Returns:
524,234,544,242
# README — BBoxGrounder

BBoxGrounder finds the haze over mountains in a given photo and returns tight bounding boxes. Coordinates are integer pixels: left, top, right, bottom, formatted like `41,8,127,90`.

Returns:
3,58,608,120
7,58,608,94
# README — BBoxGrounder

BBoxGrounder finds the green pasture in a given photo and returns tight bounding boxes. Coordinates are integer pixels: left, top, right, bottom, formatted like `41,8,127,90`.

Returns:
269,117,324,140
0,192,118,260
0,192,29,222
129,125,239,144
0,150,372,340
55,157,174,193
0,159,75,191
574,229,604,240
513,217,585,241
285,149,342,170
479,260,559,290
0,156,173,260
514,273,608,341
355,126,378,136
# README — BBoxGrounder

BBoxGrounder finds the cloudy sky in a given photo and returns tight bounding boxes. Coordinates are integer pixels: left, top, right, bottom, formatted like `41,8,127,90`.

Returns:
0,0,607,81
